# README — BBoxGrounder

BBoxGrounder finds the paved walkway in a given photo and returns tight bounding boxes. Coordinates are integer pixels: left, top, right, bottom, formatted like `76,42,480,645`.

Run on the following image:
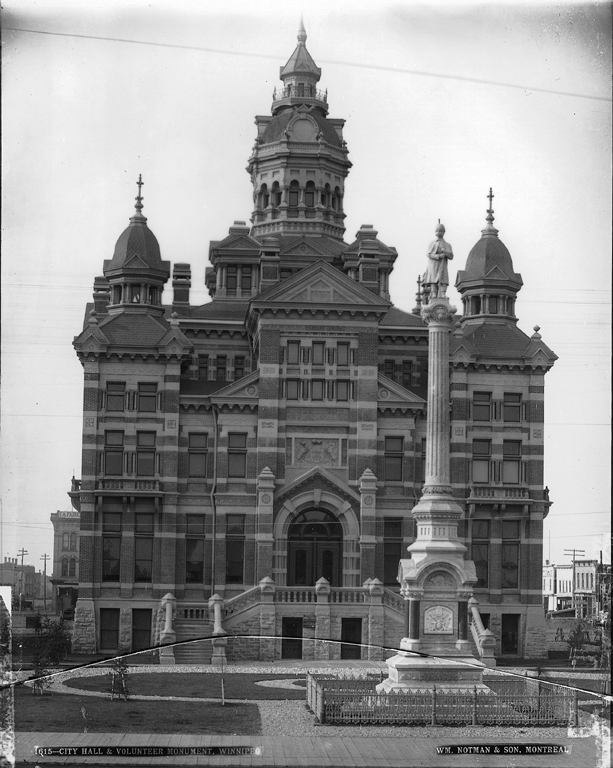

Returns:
14,731,605,768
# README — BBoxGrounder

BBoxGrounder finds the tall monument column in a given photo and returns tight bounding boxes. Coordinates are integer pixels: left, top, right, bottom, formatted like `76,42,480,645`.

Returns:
378,225,488,693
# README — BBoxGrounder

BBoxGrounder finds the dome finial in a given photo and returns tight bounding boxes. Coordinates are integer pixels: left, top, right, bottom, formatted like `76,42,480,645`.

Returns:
482,187,499,236
298,15,307,44
135,174,144,215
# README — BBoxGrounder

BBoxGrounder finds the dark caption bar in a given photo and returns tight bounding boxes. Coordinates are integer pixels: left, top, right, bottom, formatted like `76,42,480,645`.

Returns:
35,746,262,757
436,744,572,755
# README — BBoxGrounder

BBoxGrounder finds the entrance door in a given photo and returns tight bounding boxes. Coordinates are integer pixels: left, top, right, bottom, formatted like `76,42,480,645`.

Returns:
100,608,120,651
281,617,303,659
287,509,342,586
341,618,362,660
501,614,520,654
132,609,152,651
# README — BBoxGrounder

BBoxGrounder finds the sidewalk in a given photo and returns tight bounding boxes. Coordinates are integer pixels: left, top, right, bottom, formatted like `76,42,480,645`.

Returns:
15,731,604,768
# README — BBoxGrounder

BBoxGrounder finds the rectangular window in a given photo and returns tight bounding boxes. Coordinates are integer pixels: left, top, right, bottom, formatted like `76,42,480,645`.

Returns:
185,539,204,583
135,512,154,535
188,433,207,478
100,608,120,650
336,380,349,401
137,383,157,413
401,361,413,389
198,355,209,380
228,433,247,478
226,266,238,291
311,380,324,401
287,341,300,365
312,342,325,366
472,520,490,588
384,436,404,481
501,520,520,589
106,382,125,412
226,514,245,584
337,343,350,367
134,538,153,583
473,392,491,421
136,432,156,476
186,514,205,536
102,511,121,581
503,393,522,422
216,356,227,381
382,359,395,378
286,379,300,400
502,441,521,484
240,266,252,292
472,440,491,483
234,356,245,380
104,431,124,476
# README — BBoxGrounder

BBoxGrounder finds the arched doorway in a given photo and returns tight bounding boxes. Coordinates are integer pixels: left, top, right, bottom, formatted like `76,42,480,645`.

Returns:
287,509,342,587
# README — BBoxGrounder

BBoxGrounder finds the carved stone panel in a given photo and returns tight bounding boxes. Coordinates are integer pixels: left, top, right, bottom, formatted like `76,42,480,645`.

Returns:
425,571,455,589
423,605,454,634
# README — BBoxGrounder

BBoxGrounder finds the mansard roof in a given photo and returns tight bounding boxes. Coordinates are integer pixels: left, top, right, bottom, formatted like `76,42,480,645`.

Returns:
450,320,557,367
379,306,426,329
97,313,171,347
261,109,342,147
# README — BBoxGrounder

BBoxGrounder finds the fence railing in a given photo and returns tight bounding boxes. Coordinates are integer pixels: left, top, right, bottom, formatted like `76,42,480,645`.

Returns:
307,673,578,726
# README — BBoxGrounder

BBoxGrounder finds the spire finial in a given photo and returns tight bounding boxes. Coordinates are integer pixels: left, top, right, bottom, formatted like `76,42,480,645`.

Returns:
481,187,499,236
486,187,495,223
298,15,307,44
135,174,144,215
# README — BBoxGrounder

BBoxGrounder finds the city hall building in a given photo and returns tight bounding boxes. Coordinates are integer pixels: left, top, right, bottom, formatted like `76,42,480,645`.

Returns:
71,25,557,662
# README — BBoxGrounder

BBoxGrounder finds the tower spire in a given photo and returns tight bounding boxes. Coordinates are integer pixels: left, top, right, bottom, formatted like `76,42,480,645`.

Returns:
134,174,145,217
482,187,498,236
298,15,307,44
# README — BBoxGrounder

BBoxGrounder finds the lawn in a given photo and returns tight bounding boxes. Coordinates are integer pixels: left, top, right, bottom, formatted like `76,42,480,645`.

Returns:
62,673,307,700
13,685,260,734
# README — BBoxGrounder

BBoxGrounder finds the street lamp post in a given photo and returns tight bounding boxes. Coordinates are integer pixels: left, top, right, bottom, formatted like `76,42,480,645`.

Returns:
17,548,28,613
564,548,585,618
40,553,50,613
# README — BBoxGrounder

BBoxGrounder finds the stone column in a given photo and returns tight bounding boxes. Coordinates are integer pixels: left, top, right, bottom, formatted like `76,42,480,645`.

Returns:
367,578,384,660
259,577,276,661
159,592,176,665
315,577,331,660
359,469,377,580
256,467,275,581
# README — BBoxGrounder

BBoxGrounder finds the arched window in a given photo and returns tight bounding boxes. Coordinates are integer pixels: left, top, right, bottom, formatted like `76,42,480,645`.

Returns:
61,558,68,577
69,558,76,578
288,180,300,208
70,533,77,551
332,186,341,211
62,533,69,551
258,184,269,209
272,181,281,207
304,181,315,208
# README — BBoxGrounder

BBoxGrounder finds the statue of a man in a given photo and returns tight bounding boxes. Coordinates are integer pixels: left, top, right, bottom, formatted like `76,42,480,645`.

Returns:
423,223,453,298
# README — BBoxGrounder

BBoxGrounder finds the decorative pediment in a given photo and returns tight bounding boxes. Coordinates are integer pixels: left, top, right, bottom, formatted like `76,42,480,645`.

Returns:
483,264,511,281
73,320,109,354
377,374,426,410
279,236,333,260
522,334,558,370
253,260,390,309
214,233,260,253
275,465,360,507
450,343,476,365
123,253,150,269
156,322,193,357
210,370,260,403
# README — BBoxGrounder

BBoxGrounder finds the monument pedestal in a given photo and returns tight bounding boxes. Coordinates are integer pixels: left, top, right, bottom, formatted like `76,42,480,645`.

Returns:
377,653,491,693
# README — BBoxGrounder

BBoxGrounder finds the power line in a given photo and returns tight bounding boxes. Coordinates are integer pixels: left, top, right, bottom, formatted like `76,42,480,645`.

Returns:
3,26,611,103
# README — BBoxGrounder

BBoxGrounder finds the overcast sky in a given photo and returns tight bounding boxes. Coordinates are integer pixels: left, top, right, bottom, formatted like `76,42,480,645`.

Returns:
2,1,611,577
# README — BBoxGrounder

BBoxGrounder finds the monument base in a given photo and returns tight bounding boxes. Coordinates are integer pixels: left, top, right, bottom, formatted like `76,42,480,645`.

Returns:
377,652,492,693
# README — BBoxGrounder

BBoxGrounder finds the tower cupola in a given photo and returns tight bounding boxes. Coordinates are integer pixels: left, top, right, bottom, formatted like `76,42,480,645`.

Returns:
248,21,351,241
103,176,170,314
455,190,523,323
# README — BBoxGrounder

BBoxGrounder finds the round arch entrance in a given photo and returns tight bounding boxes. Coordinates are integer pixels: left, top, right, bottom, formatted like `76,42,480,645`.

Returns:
287,509,342,587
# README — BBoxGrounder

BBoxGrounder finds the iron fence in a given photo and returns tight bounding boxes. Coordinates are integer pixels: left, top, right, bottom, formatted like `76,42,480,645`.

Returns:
307,673,577,727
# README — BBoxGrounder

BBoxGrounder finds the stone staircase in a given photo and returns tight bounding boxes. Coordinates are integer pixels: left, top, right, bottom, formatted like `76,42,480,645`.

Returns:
173,615,214,665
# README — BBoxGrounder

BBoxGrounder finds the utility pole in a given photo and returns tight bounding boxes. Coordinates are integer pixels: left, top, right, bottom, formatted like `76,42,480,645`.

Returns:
16,548,28,613
40,553,50,613
564,548,585,617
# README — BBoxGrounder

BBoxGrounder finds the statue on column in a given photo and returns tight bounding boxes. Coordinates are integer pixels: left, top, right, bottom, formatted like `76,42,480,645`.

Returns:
423,223,453,299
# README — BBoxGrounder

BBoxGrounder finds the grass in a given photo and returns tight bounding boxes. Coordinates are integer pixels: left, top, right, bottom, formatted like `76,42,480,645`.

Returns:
63,673,307,700
13,685,261,734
